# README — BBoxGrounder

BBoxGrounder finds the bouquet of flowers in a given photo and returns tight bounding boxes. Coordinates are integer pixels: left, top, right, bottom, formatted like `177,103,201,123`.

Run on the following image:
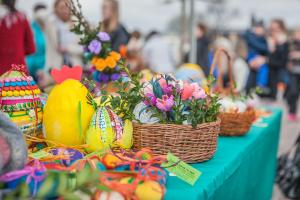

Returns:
69,0,124,84
136,74,220,128
108,72,221,163
108,71,220,128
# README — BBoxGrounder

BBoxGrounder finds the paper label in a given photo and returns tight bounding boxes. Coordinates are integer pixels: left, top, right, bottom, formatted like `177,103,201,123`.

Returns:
29,150,50,159
161,153,201,186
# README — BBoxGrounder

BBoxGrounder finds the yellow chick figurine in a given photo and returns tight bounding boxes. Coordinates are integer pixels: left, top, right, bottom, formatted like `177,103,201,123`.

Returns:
43,66,94,146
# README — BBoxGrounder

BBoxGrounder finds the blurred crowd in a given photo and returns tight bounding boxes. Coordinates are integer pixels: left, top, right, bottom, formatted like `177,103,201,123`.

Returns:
1,0,300,120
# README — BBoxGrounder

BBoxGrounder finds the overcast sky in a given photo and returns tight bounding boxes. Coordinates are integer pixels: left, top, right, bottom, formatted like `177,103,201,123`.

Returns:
17,0,300,33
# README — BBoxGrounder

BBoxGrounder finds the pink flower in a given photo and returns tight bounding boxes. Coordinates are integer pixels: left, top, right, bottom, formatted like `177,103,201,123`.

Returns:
181,82,207,100
156,95,174,111
181,82,194,100
158,78,167,89
162,84,173,96
191,83,207,100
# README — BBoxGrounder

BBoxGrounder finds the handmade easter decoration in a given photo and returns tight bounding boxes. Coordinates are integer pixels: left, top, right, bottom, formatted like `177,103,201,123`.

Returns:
209,48,255,136
0,148,167,200
109,71,221,163
0,65,43,137
0,112,27,175
85,106,133,153
43,66,94,146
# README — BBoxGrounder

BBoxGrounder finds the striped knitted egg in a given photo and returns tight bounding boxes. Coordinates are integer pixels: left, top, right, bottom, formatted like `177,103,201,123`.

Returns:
0,67,43,137
85,107,133,153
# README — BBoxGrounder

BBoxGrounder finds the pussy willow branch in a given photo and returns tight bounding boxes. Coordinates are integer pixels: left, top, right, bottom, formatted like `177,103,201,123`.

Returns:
68,0,91,32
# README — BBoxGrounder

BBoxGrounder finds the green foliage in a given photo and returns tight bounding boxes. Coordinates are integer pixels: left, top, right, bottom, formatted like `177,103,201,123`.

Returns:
108,60,143,121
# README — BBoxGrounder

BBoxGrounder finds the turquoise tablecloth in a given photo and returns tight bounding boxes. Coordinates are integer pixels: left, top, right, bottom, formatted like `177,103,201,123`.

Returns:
165,109,282,200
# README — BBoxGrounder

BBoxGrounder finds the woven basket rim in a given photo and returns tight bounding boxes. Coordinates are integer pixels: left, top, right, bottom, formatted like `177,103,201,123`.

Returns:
220,108,255,116
133,118,221,129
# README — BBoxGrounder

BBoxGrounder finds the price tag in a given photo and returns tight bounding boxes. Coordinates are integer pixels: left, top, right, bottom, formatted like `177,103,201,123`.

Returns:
161,153,201,186
29,150,50,159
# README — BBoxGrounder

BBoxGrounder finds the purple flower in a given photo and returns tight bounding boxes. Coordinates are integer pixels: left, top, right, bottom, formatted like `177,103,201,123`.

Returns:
97,32,111,42
156,95,174,112
162,85,173,96
88,39,102,54
144,93,157,106
111,73,121,81
99,73,110,83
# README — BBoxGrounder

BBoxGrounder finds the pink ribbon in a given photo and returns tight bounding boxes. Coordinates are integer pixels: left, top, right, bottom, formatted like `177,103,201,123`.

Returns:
0,160,46,196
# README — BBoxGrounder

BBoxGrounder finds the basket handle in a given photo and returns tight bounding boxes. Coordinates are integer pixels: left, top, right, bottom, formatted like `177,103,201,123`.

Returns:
209,48,235,93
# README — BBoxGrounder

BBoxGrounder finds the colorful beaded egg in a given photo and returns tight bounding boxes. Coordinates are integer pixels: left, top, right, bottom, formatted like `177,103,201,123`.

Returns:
0,65,43,136
85,107,133,153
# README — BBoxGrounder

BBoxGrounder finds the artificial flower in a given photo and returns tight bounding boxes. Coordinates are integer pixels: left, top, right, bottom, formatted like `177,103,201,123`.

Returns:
88,39,102,54
111,73,121,81
99,73,110,83
162,84,173,96
97,32,110,42
181,82,194,100
181,82,207,100
144,93,157,106
191,83,207,100
95,58,107,71
156,95,174,112
158,78,167,89
105,56,117,69
110,51,121,61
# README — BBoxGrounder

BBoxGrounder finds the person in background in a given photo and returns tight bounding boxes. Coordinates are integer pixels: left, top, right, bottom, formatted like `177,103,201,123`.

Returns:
286,29,300,121
244,20,269,94
0,0,35,75
142,31,176,74
196,23,210,76
45,0,83,71
229,33,250,92
127,30,144,72
267,19,289,99
26,4,47,80
101,0,130,52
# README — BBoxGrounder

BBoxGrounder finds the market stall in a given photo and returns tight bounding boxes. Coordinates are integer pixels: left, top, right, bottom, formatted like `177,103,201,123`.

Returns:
166,109,281,200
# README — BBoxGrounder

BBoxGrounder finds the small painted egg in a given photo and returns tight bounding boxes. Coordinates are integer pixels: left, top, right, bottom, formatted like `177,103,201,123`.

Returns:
102,153,122,169
50,148,84,166
135,181,163,200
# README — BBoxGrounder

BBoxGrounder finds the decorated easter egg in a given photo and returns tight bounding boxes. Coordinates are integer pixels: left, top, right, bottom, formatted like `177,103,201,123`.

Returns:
85,107,133,152
85,107,117,152
0,65,43,137
50,148,84,166
43,66,94,146
135,181,163,200
102,153,122,169
120,177,135,184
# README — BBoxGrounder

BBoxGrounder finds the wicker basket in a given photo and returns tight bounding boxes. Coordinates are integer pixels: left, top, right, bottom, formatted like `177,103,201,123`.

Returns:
219,109,255,136
133,119,221,163
210,48,255,136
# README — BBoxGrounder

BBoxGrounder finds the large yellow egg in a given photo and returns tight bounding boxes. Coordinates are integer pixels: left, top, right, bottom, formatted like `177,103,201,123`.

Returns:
43,79,94,146
135,181,163,200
